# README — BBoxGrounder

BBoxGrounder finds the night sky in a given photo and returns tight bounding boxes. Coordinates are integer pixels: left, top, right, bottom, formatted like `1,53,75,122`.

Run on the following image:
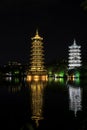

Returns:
0,0,87,65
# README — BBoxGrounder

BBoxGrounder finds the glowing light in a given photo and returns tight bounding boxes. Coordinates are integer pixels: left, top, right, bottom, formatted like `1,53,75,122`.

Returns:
68,39,82,69
48,77,53,83
27,75,48,81
75,72,80,78
75,78,80,84
59,78,64,84
59,72,64,77
34,75,39,81
5,76,12,81
49,71,52,75
14,71,19,74
54,74,58,78
54,77,64,84
14,78,19,83
67,75,74,81
41,75,48,81
27,75,32,81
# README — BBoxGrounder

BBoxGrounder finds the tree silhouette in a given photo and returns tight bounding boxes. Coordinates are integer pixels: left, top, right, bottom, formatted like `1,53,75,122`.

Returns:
81,0,87,11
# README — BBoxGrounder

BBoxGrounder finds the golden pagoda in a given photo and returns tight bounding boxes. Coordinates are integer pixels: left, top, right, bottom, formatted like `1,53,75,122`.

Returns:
27,29,48,81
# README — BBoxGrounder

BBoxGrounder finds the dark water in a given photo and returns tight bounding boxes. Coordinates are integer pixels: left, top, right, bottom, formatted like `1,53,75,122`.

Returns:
0,77,87,130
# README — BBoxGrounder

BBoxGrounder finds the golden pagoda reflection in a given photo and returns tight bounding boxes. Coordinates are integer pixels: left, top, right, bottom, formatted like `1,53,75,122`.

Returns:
29,80,46,127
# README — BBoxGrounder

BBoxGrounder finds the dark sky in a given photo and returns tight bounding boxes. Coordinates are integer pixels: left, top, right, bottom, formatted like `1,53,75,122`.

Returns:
0,0,87,65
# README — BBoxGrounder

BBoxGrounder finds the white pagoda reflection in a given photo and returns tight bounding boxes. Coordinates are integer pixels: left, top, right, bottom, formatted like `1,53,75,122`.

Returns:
29,81,46,127
68,82,82,117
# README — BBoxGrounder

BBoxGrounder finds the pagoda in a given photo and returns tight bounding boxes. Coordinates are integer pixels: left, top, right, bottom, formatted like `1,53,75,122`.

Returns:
68,39,82,70
27,29,48,81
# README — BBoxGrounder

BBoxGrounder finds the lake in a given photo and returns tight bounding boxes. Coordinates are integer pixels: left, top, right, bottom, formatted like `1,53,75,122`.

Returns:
0,77,87,130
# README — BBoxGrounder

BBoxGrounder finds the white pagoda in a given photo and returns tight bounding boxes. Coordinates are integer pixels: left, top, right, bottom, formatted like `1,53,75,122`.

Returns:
68,39,82,70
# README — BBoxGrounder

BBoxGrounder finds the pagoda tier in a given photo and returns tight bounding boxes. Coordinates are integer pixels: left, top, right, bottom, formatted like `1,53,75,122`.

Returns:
28,30,47,76
68,39,82,70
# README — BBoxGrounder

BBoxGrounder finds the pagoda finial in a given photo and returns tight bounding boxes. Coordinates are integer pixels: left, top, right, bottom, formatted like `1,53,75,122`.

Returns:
31,29,43,40
36,28,39,36
73,38,76,45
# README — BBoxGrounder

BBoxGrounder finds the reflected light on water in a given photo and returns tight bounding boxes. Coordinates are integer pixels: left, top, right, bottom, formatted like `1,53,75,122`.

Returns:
67,78,82,117
48,77,65,85
28,80,46,127
8,85,21,93
27,75,48,81
4,77,22,93
55,77,64,84
5,76,12,81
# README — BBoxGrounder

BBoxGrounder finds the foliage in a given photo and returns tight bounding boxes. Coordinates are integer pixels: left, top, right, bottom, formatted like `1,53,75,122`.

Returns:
81,0,87,11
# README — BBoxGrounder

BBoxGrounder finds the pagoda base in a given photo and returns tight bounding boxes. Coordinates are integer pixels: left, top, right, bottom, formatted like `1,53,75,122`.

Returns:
27,74,48,81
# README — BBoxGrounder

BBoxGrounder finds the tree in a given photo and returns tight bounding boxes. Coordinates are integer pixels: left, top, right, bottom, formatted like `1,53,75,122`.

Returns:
81,0,87,11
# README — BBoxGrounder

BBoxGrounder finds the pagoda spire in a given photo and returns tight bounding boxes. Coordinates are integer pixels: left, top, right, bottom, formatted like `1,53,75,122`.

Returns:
36,28,39,35
31,29,43,40
73,38,76,45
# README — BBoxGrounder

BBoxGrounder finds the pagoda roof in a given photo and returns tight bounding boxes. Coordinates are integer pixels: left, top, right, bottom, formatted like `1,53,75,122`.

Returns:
31,29,43,40
69,39,81,49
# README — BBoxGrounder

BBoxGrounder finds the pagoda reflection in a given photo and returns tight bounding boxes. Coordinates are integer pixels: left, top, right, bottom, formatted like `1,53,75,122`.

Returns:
67,79,82,117
29,80,46,127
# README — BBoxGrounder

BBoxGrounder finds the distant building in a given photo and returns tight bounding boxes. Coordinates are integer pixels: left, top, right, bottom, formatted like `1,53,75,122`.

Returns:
8,61,21,66
68,39,82,70
1,61,26,77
